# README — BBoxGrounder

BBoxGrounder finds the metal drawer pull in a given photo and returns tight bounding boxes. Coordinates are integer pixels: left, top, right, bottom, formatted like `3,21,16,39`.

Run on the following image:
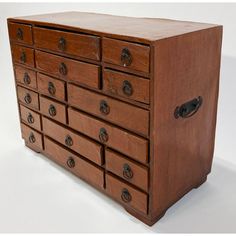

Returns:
121,48,132,67
20,52,26,63
65,135,73,147
48,82,56,96
67,157,75,168
24,93,32,104
99,128,108,143
16,28,23,40
28,132,35,143
23,72,31,85
59,62,67,75
122,80,133,96
123,163,133,179
48,104,56,117
100,100,110,115
121,188,132,203
27,113,34,124
58,37,66,51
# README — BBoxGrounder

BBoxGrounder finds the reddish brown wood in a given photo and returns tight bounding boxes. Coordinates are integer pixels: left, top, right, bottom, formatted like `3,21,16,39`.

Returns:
34,27,100,60
35,50,100,89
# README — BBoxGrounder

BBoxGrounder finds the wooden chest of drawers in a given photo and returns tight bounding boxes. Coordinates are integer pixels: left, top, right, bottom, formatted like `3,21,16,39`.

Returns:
8,12,222,226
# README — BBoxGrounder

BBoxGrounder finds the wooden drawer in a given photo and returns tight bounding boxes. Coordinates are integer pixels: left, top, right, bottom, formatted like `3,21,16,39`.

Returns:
34,27,100,60
14,65,37,89
42,117,103,165
8,22,33,45
103,69,150,104
106,174,148,214
103,38,150,73
68,85,149,136
39,96,66,124
21,123,43,150
20,105,41,131
105,149,148,192
44,137,104,189
68,108,148,164
11,44,35,67
35,50,100,89
17,86,39,110
37,73,65,101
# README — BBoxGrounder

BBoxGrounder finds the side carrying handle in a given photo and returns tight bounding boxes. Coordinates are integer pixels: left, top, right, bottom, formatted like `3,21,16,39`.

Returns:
174,96,203,119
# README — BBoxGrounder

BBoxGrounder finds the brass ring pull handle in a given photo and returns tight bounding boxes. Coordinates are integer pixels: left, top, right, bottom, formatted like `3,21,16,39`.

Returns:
48,104,56,117
174,96,203,119
65,135,73,147
28,132,36,143
59,62,67,75
58,37,66,51
99,128,108,143
123,163,133,179
121,48,132,67
24,93,32,104
67,157,75,168
23,73,31,85
48,82,56,96
27,113,34,124
121,188,132,203
100,100,110,115
122,80,133,96
16,28,23,40
20,52,26,63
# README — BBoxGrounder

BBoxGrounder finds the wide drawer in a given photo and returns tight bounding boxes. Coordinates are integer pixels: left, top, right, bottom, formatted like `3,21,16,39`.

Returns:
17,86,39,110
20,105,41,131
21,123,43,150
106,174,148,214
68,108,148,164
44,137,104,189
37,73,65,101
34,27,100,60
40,96,66,124
68,85,149,136
35,50,100,89
8,22,33,45
105,149,148,192
103,69,150,104
42,117,103,165
11,45,35,67
103,38,150,73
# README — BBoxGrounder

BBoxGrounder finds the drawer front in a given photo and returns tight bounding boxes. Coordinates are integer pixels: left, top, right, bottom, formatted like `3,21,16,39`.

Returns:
40,96,66,124
11,45,35,67
17,86,39,110
105,149,148,192
38,73,65,101
8,22,33,45
42,117,102,165
44,137,104,189
21,123,43,150
68,108,148,164
103,38,150,73
68,85,149,136
106,174,148,214
35,51,100,89
34,27,100,60
103,69,150,104
14,65,37,89
20,105,41,131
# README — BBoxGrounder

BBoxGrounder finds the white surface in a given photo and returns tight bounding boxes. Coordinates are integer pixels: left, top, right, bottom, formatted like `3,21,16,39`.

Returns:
0,3,236,233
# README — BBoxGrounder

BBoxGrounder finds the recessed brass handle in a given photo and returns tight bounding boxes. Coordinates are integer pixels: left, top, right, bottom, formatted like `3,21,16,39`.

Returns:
48,82,56,96
65,135,73,147
58,37,66,51
24,93,31,104
27,113,34,124
16,28,23,40
121,188,132,203
48,104,56,117
123,163,133,179
20,52,26,63
121,48,132,67
100,100,110,115
122,80,133,96
59,62,67,75
28,132,35,143
23,72,31,85
67,157,75,168
99,128,108,143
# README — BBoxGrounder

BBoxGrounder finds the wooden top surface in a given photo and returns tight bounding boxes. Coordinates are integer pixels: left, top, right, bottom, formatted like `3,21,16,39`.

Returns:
8,11,219,43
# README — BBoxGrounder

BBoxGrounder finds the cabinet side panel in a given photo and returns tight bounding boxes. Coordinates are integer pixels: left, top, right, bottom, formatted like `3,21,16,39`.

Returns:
151,26,223,217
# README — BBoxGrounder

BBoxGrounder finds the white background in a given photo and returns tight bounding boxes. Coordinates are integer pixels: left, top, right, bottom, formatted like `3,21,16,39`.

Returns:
0,3,236,233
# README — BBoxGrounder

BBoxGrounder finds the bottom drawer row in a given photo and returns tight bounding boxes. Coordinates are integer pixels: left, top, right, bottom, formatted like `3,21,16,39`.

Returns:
21,123,148,214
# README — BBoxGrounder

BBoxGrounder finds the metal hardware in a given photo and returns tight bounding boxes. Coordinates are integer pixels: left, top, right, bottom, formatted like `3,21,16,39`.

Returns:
20,52,26,63
123,163,133,179
58,37,66,51
99,128,108,143
48,82,56,96
122,80,133,96
121,188,132,203
121,48,132,67
59,62,67,75
23,72,31,85
174,96,203,119
28,132,35,143
27,113,34,124
16,28,23,40
65,135,73,147
100,100,110,115
67,157,75,168
48,104,56,117
24,93,31,104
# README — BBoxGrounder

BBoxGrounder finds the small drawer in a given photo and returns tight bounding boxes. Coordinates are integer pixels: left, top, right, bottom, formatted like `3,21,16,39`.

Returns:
14,65,37,89
21,123,43,150
68,108,148,164
20,105,41,131
38,73,65,101
106,174,148,214
35,50,100,89
68,84,149,136
103,38,150,73
39,96,66,124
44,137,104,189
8,22,33,45
103,69,150,104
42,117,103,165
34,27,100,60
11,44,35,67
17,86,39,110
105,149,148,192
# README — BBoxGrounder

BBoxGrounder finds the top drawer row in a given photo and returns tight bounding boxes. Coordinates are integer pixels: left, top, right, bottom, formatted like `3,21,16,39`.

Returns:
8,22,150,73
